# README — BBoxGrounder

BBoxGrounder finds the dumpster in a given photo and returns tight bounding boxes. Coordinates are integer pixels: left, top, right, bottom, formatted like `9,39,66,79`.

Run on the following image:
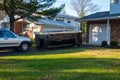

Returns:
35,31,82,49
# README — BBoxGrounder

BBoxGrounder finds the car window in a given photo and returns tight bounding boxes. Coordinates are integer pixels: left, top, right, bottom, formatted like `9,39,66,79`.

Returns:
3,31,16,38
0,31,4,38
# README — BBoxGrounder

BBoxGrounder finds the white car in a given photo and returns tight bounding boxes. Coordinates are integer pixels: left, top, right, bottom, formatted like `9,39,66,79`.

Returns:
0,29,32,51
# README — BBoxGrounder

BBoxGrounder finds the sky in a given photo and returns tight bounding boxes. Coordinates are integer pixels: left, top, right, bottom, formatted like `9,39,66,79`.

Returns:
54,0,110,17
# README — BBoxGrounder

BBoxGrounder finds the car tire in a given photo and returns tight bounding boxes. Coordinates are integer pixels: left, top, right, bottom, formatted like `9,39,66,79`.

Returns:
20,42,29,51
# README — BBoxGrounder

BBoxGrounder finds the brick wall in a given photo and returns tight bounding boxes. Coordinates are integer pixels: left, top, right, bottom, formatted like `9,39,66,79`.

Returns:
49,33,79,41
14,22,33,38
110,19,120,44
14,22,23,35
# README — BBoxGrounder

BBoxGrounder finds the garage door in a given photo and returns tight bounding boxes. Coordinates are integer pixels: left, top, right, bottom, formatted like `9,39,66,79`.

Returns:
89,24,108,45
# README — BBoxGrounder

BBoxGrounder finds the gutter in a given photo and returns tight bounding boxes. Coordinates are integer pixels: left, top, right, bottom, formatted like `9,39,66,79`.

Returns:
78,16,120,21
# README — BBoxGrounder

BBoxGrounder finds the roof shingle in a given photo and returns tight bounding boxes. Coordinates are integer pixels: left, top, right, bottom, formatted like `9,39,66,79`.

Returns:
79,11,120,21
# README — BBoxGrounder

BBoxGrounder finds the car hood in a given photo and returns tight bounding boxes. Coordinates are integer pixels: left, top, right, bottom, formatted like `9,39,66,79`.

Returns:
17,36,31,41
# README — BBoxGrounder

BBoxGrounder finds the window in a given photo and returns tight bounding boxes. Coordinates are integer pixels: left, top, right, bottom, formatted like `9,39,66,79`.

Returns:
0,31,15,38
3,31,16,38
4,23,10,30
115,0,120,4
118,0,120,4
23,0,30,3
0,31,3,38
22,23,30,31
55,18,64,21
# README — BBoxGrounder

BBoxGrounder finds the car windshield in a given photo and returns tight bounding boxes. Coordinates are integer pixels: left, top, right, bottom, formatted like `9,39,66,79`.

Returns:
0,30,16,38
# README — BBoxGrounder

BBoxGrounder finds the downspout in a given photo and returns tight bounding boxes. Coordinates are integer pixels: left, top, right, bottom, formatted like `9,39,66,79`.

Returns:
107,19,110,44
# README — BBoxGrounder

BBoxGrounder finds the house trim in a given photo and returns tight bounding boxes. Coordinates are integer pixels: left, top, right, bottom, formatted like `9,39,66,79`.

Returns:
80,16,120,21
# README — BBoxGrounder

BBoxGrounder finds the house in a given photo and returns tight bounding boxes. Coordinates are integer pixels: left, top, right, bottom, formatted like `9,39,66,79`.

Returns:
0,16,76,38
54,13,80,31
78,0,120,45
30,19,76,38
0,16,33,37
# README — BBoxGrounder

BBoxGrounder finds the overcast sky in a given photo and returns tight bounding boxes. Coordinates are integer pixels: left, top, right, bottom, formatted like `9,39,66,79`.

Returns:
54,0,110,17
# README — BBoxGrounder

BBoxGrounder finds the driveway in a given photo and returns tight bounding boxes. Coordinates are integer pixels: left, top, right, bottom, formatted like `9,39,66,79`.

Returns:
0,48,43,56
0,46,82,56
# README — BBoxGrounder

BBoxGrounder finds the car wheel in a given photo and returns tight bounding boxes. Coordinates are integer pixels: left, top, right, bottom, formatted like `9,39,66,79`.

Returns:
20,42,29,51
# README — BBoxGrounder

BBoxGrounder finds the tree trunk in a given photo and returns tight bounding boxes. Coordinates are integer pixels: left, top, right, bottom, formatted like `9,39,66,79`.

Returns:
9,15,15,32
9,0,15,32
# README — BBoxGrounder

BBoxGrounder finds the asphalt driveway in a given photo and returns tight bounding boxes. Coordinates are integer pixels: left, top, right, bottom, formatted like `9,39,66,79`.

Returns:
0,46,79,56
0,47,43,56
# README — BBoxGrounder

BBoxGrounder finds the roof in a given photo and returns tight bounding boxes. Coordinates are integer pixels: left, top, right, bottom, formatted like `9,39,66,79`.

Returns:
0,16,31,23
78,11,120,21
0,16,75,29
34,19,75,28
56,13,79,20
0,16,9,23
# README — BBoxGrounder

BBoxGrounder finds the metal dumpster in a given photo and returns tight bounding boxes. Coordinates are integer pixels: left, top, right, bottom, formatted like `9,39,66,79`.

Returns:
35,31,82,49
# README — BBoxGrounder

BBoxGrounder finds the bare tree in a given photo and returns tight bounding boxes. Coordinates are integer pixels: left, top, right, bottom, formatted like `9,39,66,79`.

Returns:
71,0,99,41
71,0,99,17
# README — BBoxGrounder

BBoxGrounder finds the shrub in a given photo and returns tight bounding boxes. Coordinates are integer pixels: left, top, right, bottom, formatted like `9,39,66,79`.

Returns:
110,41,118,47
101,41,108,47
31,38,35,44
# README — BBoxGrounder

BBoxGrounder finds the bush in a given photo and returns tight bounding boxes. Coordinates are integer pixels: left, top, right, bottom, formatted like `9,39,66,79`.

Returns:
31,38,35,44
101,41,108,47
110,41,118,47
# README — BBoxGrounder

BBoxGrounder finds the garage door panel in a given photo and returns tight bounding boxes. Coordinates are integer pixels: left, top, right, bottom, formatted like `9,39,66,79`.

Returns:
89,24,107,45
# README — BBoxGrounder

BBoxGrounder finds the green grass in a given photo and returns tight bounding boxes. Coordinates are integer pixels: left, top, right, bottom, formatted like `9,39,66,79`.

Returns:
0,47,120,80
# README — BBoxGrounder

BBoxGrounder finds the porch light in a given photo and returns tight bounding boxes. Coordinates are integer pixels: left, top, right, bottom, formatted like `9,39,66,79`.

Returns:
111,0,115,4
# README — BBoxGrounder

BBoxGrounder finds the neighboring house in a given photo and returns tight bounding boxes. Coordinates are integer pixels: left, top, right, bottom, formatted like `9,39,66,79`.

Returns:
54,13,80,31
34,19,75,32
78,0,120,45
0,16,75,38
0,16,33,37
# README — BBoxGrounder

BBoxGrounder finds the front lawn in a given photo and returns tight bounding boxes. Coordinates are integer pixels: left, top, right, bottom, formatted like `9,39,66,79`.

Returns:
0,47,120,80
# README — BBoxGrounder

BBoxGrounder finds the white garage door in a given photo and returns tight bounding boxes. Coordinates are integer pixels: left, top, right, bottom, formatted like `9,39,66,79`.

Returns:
89,24,108,45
